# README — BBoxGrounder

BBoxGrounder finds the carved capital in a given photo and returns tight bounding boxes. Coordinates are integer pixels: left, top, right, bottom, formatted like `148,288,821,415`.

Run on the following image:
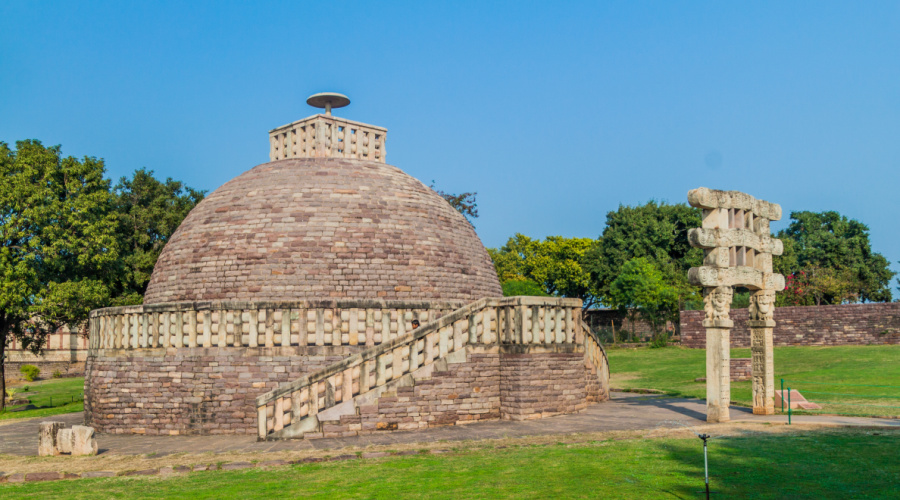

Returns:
702,286,733,327
749,289,777,322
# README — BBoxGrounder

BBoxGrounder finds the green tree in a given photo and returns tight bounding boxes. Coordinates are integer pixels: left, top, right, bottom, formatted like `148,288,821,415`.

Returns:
500,279,550,297
776,211,894,304
607,258,679,342
585,201,703,312
429,182,478,225
489,234,599,309
110,168,204,305
487,234,531,282
0,140,118,409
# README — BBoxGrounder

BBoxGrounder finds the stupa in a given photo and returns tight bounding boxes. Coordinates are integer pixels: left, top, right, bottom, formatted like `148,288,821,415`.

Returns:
86,95,609,437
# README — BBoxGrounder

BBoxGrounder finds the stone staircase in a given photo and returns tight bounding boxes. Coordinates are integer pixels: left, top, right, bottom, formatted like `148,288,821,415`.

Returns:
256,297,609,440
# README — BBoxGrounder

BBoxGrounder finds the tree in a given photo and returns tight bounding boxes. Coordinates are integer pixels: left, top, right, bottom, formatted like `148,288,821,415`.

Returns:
607,258,679,342
500,279,550,297
109,169,204,305
585,201,703,312
429,182,478,225
0,140,118,409
489,234,599,309
775,211,894,305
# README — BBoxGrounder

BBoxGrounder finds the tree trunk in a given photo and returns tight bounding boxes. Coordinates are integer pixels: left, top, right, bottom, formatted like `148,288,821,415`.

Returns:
629,311,636,342
0,335,6,411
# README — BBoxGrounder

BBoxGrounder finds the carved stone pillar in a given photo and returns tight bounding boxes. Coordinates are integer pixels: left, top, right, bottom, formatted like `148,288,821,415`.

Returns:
749,289,776,415
703,286,733,423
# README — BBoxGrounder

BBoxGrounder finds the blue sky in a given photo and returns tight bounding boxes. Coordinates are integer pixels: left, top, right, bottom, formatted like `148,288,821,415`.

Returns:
2,1,898,280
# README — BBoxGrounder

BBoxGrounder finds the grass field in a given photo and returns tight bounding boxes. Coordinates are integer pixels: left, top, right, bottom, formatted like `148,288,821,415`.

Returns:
2,428,897,499
1,377,84,421
608,345,900,417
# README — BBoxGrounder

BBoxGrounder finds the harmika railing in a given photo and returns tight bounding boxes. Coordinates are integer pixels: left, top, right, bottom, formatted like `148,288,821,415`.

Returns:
88,300,465,352
255,296,599,439
269,114,387,163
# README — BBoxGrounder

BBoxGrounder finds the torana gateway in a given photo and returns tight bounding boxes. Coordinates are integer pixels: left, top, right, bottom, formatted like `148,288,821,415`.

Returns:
86,94,611,438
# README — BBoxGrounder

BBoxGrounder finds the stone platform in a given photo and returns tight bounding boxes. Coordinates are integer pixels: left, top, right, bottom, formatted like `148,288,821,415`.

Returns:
3,393,896,457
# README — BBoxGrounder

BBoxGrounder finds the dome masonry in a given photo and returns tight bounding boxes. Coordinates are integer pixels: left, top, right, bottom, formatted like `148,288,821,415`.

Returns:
143,94,501,304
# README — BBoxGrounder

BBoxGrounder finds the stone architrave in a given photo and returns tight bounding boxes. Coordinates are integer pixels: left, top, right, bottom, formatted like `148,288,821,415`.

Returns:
38,422,65,456
688,188,784,421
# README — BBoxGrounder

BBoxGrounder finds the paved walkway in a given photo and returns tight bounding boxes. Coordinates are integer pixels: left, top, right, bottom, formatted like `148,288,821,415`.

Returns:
1,393,896,457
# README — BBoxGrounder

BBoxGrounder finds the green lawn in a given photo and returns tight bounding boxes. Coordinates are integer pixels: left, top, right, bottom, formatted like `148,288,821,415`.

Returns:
2,428,898,499
608,345,900,416
1,377,84,421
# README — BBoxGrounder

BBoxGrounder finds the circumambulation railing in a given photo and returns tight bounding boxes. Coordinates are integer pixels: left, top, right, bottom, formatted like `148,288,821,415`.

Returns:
88,300,465,351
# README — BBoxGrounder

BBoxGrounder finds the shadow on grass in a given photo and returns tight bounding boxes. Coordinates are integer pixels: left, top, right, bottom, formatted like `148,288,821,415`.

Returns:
647,429,900,499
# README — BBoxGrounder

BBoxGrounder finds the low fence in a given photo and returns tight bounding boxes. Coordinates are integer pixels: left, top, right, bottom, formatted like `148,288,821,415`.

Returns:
681,302,900,348
88,300,467,351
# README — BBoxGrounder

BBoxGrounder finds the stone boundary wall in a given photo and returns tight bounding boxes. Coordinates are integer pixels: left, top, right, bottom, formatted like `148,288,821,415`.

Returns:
5,327,89,380
585,309,676,338
680,302,900,348
4,362,85,381
85,346,366,435
731,358,750,381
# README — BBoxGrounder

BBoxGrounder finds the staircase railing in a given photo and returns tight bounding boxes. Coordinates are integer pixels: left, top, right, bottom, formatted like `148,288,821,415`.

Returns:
256,296,585,439
582,318,611,401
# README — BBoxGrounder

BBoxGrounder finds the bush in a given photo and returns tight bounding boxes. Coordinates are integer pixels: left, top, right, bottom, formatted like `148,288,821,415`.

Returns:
649,334,669,348
592,327,616,344
52,370,63,379
20,364,40,382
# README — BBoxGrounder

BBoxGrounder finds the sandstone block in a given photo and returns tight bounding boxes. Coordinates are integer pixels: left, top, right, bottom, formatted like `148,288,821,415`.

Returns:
38,422,65,457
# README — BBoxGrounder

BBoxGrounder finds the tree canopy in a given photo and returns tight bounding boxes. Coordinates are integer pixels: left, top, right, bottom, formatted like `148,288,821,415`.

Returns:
109,168,205,305
488,234,598,308
0,140,119,408
585,201,703,310
607,257,679,340
429,182,478,225
775,211,894,305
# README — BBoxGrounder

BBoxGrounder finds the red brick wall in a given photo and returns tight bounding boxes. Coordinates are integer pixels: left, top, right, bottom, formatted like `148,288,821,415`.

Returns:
731,358,751,381
680,302,900,348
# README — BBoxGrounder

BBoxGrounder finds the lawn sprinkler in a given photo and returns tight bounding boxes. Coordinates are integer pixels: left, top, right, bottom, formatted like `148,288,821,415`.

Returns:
698,433,711,500
648,420,716,498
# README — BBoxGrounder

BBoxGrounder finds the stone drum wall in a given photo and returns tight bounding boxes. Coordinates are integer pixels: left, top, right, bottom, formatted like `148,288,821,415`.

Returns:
84,346,364,435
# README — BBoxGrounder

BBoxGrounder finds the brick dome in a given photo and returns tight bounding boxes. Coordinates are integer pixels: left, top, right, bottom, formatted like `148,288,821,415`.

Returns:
143,158,502,304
